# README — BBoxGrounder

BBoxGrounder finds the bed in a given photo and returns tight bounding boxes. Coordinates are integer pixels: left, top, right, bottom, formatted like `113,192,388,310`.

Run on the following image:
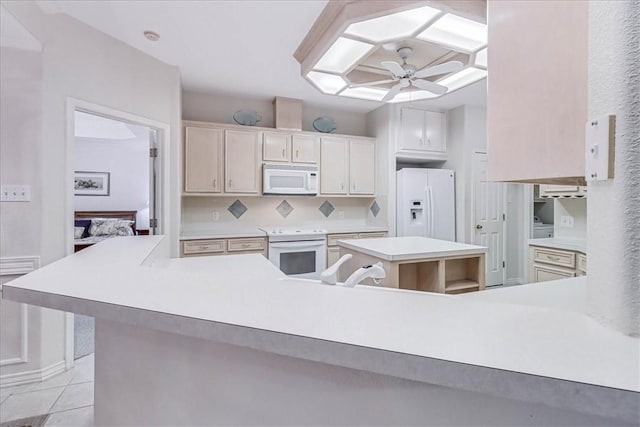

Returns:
74,210,139,253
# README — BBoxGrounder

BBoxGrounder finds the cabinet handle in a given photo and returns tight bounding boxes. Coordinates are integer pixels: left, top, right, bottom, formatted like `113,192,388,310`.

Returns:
213,179,217,188
282,148,286,157
341,182,344,190
353,182,356,190
546,255,561,261
199,246,208,250
296,149,299,159
241,243,250,248
229,180,232,189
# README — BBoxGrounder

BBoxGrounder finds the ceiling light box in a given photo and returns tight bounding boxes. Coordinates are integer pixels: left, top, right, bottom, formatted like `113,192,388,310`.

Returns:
294,1,487,104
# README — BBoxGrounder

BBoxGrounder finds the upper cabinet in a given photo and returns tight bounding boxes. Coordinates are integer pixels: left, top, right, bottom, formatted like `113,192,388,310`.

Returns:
225,129,260,194
487,1,588,184
398,108,446,160
320,136,375,196
291,134,317,164
263,132,290,162
539,185,587,198
184,127,223,193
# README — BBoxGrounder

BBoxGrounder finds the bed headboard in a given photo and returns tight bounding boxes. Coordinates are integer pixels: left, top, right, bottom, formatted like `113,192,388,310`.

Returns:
75,210,137,235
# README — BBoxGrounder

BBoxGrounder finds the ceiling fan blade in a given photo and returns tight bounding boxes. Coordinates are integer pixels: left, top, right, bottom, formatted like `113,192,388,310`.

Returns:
381,61,406,77
382,79,409,102
350,79,396,88
411,79,448,95
413,61,464,79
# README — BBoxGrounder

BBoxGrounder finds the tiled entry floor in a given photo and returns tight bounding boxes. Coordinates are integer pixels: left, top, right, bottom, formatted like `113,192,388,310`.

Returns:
0,353,94,426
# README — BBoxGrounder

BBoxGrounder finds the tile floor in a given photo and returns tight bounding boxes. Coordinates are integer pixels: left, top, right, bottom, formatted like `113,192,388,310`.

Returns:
0,353,94,426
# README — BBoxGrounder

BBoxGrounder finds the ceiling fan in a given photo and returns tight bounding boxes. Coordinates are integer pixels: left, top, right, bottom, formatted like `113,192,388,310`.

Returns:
351,47,463,102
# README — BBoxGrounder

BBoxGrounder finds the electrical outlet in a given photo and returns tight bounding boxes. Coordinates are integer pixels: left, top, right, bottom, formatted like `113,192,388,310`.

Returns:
0,185,31,202
212,210,219,221
560,215,574,228
338,211,345,219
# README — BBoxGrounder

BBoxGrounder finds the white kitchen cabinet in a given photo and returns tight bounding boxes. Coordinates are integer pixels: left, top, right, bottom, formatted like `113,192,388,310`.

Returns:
529,244,586,283
225,129,260,193
263,132,290,162
399,108,446,153
539,185,587,198
292,134,317,163
349,140,375,195
327,246,341,267
533,265,576,282
320,137,349,194
184,126,223,193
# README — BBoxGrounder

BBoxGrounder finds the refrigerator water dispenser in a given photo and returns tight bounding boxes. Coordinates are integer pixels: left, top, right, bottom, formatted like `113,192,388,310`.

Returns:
410,200,423,224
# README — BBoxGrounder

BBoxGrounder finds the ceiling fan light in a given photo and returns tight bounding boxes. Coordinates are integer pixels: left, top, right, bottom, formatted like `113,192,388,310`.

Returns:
416,14,487,52
344,5,441,43
474,47,487,68
307,71,348,94
314,37,375,74
438,67,487,91
339,86,388,101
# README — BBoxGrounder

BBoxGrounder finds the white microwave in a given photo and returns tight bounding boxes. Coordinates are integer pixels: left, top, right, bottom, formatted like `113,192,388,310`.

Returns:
263,164,318,195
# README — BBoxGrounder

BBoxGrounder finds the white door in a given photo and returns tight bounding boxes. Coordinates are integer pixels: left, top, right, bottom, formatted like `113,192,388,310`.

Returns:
399,108,425,151
472,152,505,286
349,140,375,195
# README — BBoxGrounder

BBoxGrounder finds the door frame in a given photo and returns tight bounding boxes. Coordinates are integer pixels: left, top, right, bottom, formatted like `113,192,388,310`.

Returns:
64,98,170,369
470,150,507,286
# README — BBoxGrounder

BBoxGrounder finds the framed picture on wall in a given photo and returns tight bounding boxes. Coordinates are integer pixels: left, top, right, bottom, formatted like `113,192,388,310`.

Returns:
74,171,110,196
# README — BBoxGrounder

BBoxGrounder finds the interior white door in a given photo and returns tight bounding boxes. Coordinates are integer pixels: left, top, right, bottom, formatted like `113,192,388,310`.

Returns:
472,152,505,286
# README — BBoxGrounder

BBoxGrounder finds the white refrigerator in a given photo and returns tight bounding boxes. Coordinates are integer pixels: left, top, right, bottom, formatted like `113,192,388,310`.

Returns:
396,168,455,241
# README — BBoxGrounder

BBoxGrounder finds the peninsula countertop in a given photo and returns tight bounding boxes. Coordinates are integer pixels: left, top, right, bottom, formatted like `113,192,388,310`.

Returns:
337,236,487,261
2,236,638,423
528,237,587,253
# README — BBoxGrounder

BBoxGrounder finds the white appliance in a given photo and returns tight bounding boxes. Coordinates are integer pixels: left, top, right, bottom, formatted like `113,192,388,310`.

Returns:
262,227,327,279
533,223,554,238
396,168,455,241
263,164,318,195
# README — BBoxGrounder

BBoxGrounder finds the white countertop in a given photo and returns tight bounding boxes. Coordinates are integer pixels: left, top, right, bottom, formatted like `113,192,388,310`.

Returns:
2,236,638,421
337,236,486,261
528,237,587,253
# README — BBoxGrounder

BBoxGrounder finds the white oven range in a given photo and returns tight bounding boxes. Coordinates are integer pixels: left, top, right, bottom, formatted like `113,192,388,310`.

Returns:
260,227,327,279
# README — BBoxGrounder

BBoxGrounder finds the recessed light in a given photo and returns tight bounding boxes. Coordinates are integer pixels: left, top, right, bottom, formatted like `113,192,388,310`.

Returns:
314,37,375,74
306,71,348,94
144,31,160,42
344,5,441,43
416,14,486,52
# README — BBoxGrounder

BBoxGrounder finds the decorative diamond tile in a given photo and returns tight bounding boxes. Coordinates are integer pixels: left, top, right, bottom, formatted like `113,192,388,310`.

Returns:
370,200,380,217
276,200,294,218
318,200,335,218
228,199,247,219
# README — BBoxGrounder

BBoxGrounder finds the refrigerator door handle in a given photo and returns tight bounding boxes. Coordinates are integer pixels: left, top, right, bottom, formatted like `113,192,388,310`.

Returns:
424,188,431,237
427,186,435,238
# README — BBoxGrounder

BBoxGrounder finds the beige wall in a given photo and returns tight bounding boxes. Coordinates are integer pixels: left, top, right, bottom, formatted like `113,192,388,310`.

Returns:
554,199,587,239
182,91,369,137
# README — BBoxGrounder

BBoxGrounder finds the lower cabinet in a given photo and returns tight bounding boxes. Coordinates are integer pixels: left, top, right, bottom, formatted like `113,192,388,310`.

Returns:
181,237,267,258
326,232,387,266
530,245,586,283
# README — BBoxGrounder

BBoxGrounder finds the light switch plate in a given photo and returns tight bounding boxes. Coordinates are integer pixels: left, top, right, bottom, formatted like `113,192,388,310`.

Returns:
585,114,615,181
560,215,574,228
1,185,31,202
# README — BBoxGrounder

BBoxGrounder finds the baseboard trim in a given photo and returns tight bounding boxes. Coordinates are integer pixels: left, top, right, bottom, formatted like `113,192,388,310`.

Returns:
505,277,524,286
0,360,66,387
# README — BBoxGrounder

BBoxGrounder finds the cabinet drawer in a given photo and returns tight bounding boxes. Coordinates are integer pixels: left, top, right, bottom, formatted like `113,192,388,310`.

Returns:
533,264,576,283
327,246,341,266
358,232,386,239
578,253,587,273
327,234,358,246
183,239,225,255
227,238,266,252
533,247,576,268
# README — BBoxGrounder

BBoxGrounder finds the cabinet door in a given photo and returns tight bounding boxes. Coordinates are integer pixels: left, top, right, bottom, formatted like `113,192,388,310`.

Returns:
533,265,576,283
399,108,425,151
292,134,317,163
327,246,341,267
225,129,260,193
349,140,375,195
263,132,290,162
424,111,446,152
320,137,348,194
184,127,223,193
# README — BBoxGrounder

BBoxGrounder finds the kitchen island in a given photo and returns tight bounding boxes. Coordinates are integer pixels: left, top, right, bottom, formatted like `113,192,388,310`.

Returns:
2,236,638,425
338,236,487,294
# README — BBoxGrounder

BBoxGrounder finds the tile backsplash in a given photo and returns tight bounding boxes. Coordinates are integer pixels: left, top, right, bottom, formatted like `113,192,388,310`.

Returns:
182,196,377,230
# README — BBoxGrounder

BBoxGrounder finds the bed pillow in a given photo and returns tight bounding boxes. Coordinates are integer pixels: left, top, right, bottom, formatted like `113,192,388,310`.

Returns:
74,219,92,238
89,218,135,237
74,226,86,239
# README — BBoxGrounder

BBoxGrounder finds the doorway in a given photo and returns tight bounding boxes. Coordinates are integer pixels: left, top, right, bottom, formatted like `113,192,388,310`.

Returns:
471,151,506,287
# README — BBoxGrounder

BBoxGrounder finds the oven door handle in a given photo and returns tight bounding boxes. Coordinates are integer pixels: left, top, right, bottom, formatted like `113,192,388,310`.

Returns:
269,240,325,249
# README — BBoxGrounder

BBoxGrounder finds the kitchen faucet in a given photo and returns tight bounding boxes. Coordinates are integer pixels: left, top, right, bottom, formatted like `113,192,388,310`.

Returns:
320,254,352,285
343,262,386,288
